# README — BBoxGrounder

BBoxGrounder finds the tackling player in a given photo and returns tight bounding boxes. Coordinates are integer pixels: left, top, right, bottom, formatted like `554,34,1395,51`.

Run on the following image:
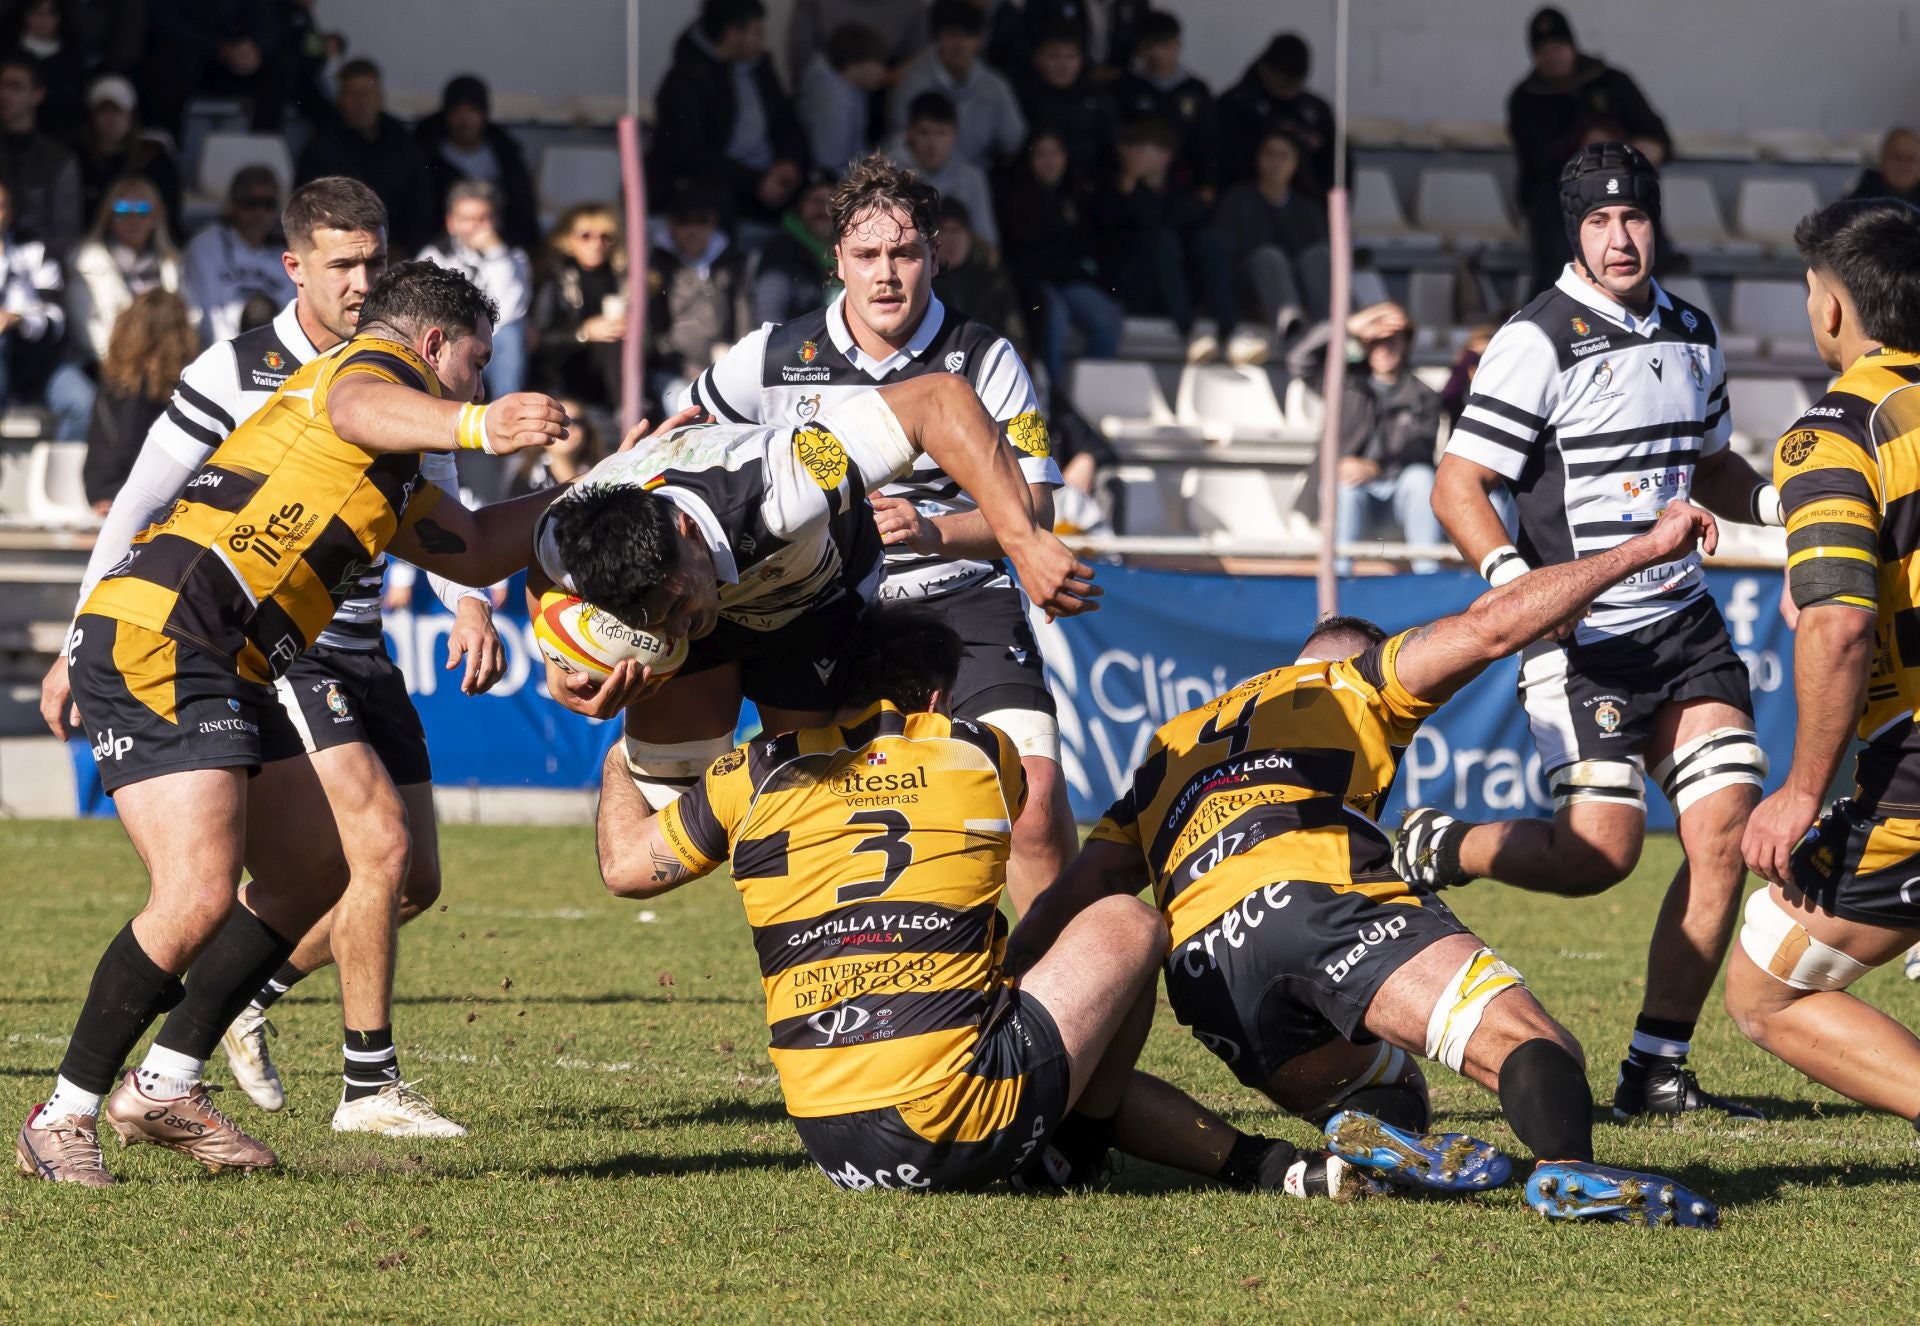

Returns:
15,263,563,1185
42,179,507,1138
1729,198,1920,1132
675,156,1077,911
597,605,1501,1199
1012,500,1726,1227
532,373,1094,833
1410,143,1781,1120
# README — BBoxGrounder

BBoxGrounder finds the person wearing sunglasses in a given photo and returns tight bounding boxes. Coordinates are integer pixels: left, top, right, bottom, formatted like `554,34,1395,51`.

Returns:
182,164,295,343
67,174,188,369
529,202,628,426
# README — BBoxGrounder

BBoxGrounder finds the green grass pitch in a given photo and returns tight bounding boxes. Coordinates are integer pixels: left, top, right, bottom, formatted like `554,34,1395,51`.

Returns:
3,820,1919,1324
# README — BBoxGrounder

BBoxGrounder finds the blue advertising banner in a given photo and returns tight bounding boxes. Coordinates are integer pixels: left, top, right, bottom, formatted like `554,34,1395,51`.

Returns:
1029,565,1795,829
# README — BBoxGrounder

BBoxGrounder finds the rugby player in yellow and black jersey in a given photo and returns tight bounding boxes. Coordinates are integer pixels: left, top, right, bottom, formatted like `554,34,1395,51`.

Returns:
1009,501,1725,1226
17,262,571,1186
1732,197,1920,1136
597,605,1172,1192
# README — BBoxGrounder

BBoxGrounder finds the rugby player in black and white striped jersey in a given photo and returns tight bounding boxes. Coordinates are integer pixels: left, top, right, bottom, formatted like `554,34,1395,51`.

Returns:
672,157,1078,910
1407,144,1784,1121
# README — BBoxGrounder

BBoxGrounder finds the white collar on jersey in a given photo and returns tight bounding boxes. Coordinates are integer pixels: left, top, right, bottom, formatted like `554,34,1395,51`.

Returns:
1555,265,1672,339
271,298,322,361
656,487,739,585
825,291,948,379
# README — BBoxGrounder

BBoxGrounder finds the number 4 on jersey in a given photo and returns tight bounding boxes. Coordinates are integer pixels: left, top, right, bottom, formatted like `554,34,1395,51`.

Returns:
1196,694,1257,757
837,809,913,904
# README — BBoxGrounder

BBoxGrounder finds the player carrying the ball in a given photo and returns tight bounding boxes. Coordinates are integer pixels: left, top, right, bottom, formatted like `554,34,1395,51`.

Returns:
529,372,1096,820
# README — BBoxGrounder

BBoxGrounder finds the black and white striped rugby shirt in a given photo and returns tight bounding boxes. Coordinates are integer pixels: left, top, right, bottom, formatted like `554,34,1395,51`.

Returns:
681,293,1061,601
1445,266,1732,643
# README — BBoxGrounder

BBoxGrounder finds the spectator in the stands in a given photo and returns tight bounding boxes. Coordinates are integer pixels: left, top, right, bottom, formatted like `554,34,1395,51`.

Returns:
6,0,87,130
236,289,274,331
414,74,540,252
885,92,999,249
1015,24,1116,189
1111,8,1215,193
0,177,91,436
65,174,184,367
82,286,194,509
645,182,746,404
786,0,927,88
650,0,806,230
506,395,605,498
892,1,1025,171
751,169,838,326
988,0,1146,84
73,75,180,237
0,50,80,252
281,0,345,123
138,0,288,140
1439,324,1497,427
65,0,145,77
796,22,890,173
296,58,434,250
182,164,292,343
1849,128,1920,206
1214,127,1329,348
997,128,1119,390
1094,117,1242,365
418,180,530,399
1507,6,1669,295
932,195,1027,358
530,202,625,421
1308,302,1445,574
1216,33,1336,194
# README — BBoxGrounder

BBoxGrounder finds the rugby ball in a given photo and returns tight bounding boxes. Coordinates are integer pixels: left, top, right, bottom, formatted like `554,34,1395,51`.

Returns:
532,590,688,682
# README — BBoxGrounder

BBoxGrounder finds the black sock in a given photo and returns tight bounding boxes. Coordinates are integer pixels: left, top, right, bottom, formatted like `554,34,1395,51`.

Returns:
1217,1132,1301,1191
250,960,308,1012
57,922,186,1094
1621,1014,1695,1080
1499,1038,1595,1164
342,1026,397,1101
150,908,296,1061
1042,1111,1116,1185
1332,1082,1431,1133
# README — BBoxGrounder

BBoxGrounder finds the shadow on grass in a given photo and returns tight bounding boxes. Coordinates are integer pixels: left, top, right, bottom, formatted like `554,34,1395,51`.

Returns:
1692,1158,1920,1207
536,1149,811,1180
1694,1094,1879,1123
532,1098,788,1133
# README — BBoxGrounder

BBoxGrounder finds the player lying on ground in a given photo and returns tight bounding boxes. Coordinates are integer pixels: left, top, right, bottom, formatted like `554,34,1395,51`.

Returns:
42,178,515,1138
532,371,1094,834
1008,500,1727,1227
16,262,567,1186
1412,142,1781,1121
1728,197,1920,1138
596,605,1504,1198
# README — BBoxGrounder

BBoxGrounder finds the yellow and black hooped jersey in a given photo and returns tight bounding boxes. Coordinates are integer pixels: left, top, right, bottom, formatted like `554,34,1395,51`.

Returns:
1089,632,1439,948
1774,347,1920,812
657,701,1027,1118
80,337,447,683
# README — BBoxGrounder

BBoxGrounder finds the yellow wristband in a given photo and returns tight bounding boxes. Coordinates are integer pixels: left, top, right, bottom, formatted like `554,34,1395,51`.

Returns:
455,402,494,454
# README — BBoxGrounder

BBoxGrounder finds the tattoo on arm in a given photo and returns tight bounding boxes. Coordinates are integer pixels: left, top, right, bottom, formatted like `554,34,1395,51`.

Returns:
412,518,467,555
648,845,691,888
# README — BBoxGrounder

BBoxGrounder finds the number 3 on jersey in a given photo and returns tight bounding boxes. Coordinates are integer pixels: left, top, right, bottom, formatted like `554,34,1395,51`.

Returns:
837,809,913,904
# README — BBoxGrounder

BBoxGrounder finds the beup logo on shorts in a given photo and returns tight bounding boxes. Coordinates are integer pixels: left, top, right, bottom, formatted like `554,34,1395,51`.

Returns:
1781,430,1820,466
92,728,133,761
798,340,819,364
1593,700,1622,733
326,684,350,718
1570,316,1590,337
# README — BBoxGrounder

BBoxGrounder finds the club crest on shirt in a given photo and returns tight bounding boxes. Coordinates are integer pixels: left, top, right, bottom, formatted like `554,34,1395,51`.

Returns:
711,747,745,777
263,349,284,370
1570,316,1591,337
944,349,965,373
793,424,848,489
799,340,819,364
1781,430,1820,466
1007,409,1052,459
1680,308,1699,333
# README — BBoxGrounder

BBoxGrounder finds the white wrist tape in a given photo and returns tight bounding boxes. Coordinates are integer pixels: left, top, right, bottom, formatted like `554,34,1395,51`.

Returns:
1479,544,1529,587
1752,484,1784,528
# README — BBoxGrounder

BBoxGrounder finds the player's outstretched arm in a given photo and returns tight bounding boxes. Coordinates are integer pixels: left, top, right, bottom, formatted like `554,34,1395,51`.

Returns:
877,374,1099,617
1392,499,1718,704
1692,446,1784,527
597,744,710,898
388,488,564,586
328,375,568,456
1004,838,1150,979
